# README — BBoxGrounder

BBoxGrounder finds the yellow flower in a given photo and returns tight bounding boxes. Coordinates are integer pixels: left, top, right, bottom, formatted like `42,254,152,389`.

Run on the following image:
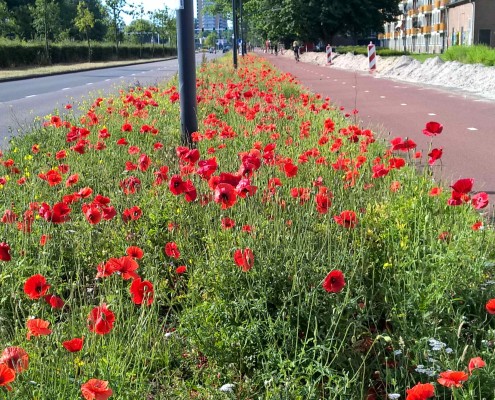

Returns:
383,262,393,269
24,154,33,161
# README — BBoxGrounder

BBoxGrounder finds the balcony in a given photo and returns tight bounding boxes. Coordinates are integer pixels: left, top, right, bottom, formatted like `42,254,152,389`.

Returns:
422,26,432,34
434,0,441,8
423,4,433,13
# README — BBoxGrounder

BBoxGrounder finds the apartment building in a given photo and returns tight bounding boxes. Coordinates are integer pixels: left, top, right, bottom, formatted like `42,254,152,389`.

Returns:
380,0,495,54
196,0,228,32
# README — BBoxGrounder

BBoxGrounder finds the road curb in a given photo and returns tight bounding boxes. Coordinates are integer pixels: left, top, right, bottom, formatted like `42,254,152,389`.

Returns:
0,57,178,83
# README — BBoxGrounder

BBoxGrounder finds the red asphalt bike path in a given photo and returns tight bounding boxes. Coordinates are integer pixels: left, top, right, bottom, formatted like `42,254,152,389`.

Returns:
258,51,495,212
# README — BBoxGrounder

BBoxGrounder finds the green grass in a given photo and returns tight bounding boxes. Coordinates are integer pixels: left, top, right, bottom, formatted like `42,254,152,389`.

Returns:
0,54,494,399
336,44,495,67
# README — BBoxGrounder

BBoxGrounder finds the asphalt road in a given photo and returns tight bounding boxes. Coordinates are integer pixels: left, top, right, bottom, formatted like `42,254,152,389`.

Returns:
0,52,218,151
261,51,495,209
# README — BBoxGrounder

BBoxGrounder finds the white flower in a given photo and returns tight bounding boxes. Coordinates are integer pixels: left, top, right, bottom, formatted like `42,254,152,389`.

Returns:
219,383,235,393
393,349,402,356
388,394,401,399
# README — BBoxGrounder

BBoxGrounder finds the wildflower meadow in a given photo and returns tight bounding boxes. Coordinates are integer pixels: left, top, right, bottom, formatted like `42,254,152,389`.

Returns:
0,54,494,399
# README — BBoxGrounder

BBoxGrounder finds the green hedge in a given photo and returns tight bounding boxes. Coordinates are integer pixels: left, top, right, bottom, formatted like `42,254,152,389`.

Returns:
0,40,176,68
336,45,409,57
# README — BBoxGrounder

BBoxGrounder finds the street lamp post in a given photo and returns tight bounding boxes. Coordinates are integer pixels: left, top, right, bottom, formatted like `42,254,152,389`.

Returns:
176,0,198,147
232,0,238,68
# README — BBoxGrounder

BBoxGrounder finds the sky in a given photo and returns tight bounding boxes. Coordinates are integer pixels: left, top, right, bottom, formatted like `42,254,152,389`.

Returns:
123,0,197,24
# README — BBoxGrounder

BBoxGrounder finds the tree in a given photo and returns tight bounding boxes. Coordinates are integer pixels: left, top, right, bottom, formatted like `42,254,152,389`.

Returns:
0,0,16,37
30,0,60,62
74,1,95,62
204,31,217,48
150,6,176,54
225,0,400,46
104,0,129,57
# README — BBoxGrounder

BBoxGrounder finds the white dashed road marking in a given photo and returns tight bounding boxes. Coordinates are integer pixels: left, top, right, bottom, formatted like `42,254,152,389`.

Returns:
380,96,386,98
467,127,478,131
400,103,407,106
428,113,436,116
86,82,93,85
105,79,111,82
25,95,36,98
62,88,70,91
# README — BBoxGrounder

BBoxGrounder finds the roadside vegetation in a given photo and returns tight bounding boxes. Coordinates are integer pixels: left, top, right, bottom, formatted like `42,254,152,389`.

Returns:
0,54,494,399
335,44,495,67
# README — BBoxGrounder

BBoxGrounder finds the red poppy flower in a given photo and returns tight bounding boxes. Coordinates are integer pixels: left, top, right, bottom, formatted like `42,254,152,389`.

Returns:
1,210,18,224
121,122,133,132
485,298,495,314
175,265,187,274
62,337,84,352
82,204,102,225
405,382,435,400
214,183,237,209
315,192,331,214
0,346,29,373
164,242,180,259
235,178,257,198
24,274,50,299
153,165,169,186
471,192,489,209
39,202,71,224
233,248,254,272
126,246,144,259
107,256,140,280
121,206,142,223
168,175,186,195
423,121,443,136
0,364,15,391
472,221,483,230
81,378,113,400
322,270,346,293
183,180,197,202
437,370,468,388
197,158,218,180
429,187,442,196
283,162,298,178
372,164,389,178
101,206,117,221
87,304,115,335
333,210,358,228
450,178,474,194
26,318,52,340
0,242,11,261
221,217,235,229
120,176,141,195
138,154,151,172
390,137,417,152
468,356,485,374
44,294,65,309
130,278,154,306
428,148,443,165
65,174,79,187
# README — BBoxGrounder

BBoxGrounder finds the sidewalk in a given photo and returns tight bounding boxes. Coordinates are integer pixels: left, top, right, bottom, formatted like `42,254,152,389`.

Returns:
259,50,495,206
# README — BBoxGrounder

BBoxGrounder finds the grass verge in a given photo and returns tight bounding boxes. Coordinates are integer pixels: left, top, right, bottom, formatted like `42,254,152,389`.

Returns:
0,54,494,399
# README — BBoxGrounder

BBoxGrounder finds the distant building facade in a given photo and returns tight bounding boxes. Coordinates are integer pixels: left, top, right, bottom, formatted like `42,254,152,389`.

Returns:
380,0,495,53
196,0,227,32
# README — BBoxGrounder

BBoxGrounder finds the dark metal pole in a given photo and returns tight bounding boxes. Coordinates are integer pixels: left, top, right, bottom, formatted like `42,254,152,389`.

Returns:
239,0,245,56
176,0,198,147
232,0,238,68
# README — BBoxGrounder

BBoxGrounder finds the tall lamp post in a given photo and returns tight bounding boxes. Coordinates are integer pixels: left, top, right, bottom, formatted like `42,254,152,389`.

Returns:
176,0,198,147
232,0,238,68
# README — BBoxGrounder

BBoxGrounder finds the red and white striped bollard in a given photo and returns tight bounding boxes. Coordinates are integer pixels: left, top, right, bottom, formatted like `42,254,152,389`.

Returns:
367,41,376,72
326,44,332,65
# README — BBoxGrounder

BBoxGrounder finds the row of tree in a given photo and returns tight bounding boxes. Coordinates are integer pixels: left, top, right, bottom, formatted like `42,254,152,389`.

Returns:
207,0,401,47
0,0,176,61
